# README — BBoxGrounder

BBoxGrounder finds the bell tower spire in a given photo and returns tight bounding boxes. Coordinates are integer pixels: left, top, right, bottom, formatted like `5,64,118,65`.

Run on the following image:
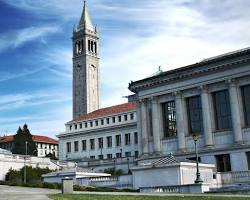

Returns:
72,1,100,119
78,0,94,31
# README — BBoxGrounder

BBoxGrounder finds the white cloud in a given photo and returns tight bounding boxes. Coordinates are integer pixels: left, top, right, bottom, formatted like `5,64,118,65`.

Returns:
0,26,59,52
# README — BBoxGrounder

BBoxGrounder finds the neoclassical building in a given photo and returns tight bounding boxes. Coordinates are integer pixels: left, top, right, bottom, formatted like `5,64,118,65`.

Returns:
129,47,250,173
59,1,250,177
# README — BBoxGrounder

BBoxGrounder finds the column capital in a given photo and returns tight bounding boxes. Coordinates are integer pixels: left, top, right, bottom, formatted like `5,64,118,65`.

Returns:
226,78,237,87
173,91,182,99
199,85,209,93
150,96,159,104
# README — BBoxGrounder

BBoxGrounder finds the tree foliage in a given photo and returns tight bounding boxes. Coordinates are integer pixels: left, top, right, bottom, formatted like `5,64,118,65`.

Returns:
12,124,37,156
5,166,52,184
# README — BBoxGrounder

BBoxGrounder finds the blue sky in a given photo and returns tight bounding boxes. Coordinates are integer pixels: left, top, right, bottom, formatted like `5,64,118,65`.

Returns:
0,0,250,138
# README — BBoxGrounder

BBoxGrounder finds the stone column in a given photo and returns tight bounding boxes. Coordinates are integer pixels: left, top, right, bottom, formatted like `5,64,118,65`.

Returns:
151,97,161,154
200,85,214,148
228,79,243,145
141,99,149,155
136,100,143,156
175,92,186,152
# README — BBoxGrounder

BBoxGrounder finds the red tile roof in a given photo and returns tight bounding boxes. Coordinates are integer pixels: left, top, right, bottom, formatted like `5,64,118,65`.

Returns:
0,135,58,144
69,101,137,123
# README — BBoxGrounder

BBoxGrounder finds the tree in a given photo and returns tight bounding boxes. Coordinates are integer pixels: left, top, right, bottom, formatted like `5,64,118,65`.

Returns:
12,124,37,156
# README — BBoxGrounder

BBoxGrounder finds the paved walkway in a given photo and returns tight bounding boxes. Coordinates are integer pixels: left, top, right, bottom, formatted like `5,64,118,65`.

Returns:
74,191,250,198
0,185,59,200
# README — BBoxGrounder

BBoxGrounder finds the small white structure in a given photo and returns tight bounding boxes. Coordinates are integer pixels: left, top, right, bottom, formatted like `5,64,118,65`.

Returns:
42,167,111,185
131,156,214,193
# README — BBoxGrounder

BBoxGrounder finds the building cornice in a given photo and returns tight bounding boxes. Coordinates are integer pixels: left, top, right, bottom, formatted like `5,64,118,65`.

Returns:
129,47,250,93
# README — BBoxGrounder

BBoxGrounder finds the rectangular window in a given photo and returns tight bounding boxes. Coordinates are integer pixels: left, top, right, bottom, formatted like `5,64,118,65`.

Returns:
95,120,98,126
98,155,103,160
246,152,250,170
79,123,82,129
116,153,122,158
98,137,103,149
134,132,138,144
187,96,203,134
82,140,86,151
125,133,131,145
69,125,72,131
124,114,127,121
213,90,232,130
125,152,131,157
107,136,112,148
162,101,177,137
107,154,113,159
101,119,104,125
90,156,95,159
215,154,231,172
112,117,116,123
242,85,250,126
74,124,77,129
90,121,93,127
85,122,88,128
90,139,95,150
74,141,79,152
116,135,121,147
134,151,139,158
118,116,121,122
130,113,134,120
106,118,110,124
66,142,71,153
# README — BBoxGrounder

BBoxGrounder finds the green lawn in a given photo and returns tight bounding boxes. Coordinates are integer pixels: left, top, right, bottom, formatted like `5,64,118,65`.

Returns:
48,194,249,200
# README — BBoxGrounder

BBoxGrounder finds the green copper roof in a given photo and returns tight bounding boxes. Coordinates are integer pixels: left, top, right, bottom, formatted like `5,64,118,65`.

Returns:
78,1,94,31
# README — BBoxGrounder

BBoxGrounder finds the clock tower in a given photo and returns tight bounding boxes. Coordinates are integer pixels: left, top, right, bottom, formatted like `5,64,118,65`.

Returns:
72,1,100,119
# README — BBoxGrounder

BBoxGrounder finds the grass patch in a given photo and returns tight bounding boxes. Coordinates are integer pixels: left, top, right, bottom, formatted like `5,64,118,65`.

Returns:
48,194,249,200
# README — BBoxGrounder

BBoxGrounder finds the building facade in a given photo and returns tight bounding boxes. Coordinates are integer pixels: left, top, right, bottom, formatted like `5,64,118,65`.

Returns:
73,1,100,119
0,135,59,158
129,48,250,173
58,102,139,162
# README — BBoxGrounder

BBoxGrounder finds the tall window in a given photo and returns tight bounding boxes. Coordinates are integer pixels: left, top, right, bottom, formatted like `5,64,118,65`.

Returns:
90,139,95,150
98,138,103,149
242,85,250,126
246,152,250,170
74,141,79,152
215,154,231,172
134,132,138,144
125,133,131,145
107,136,112,148
66,142,71,153
82,140,86,151
187,96,203,134
213,90,232,130
116,135,121,147
162,101,177,137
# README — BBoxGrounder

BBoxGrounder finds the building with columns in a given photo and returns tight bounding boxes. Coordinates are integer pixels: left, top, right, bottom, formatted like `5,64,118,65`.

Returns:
129,47,250,173
58,2,250,188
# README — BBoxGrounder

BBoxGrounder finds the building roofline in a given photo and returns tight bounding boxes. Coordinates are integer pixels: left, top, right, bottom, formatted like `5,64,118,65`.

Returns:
129,47,250,93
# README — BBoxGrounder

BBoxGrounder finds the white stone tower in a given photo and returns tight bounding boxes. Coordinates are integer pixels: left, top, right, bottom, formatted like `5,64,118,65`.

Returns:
72,1,100,119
